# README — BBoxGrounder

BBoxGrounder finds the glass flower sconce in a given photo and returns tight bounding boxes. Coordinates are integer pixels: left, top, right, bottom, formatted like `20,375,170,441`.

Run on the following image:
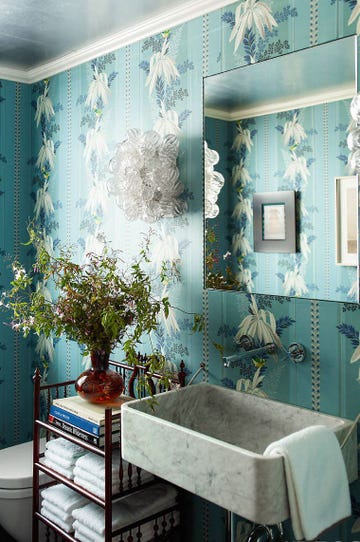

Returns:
348,94,360,171
204,141,225,219
108,129,187,223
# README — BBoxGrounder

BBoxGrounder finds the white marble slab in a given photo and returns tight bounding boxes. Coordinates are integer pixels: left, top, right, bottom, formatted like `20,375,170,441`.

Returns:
121,383,357,524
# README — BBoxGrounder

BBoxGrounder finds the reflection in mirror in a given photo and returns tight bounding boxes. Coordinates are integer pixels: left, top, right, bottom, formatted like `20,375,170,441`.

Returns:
204,35,359,303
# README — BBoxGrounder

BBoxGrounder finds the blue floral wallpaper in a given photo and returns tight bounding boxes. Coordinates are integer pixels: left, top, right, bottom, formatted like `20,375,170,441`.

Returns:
0,1,360,541
205,98,357,301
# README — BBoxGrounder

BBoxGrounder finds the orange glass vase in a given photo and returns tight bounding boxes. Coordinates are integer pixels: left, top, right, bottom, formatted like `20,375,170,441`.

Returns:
75,350,124,404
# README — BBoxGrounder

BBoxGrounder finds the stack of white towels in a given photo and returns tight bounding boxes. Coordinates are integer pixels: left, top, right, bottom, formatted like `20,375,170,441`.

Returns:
43,437,86,479
41,483,88,533
72,482,179,542
40,481,178,540
73,450,153,499
42,437,153,498
40,438,179,540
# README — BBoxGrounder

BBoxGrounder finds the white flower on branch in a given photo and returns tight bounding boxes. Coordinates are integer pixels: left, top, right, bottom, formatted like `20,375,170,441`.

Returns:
151,229,181,274
232,123,253,153
36,135,55,170
84,121,109,165
34,82,55,126
35,333,55,362
232,229,252,256
283,268,308,297
236,366,267,397
235,294,281,347
283,113,307,146
284,151,310,183
146,36,180,95
236,267,254,292
34,181,54,219
232,159,251,185
300,232,311,262
85,180,109,215
229,0,278,52
86,67,110,109
154,103,181,137
232,193,252,221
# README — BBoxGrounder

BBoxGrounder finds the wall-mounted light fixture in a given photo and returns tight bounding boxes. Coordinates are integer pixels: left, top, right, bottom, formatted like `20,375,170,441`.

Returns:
108,129,187,223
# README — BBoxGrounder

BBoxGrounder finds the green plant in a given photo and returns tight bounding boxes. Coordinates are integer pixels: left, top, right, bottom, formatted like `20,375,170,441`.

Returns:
0,228,171,374
205,225,240,290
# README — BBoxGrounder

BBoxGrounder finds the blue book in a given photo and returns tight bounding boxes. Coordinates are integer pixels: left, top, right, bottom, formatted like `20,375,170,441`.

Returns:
48,415,120,447
49,404,111,436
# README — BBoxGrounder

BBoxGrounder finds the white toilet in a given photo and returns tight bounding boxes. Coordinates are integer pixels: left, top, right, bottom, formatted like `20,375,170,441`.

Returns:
0,439,48,542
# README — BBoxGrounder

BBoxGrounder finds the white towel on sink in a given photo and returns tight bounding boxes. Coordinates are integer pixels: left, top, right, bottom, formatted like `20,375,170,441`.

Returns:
264,425,351,541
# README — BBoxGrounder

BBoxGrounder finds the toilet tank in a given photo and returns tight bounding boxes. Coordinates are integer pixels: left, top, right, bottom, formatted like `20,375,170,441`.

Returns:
0,439,48,542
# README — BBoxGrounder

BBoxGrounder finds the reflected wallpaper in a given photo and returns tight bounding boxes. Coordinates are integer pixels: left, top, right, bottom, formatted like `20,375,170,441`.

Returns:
205,98,357,301
0,1,360,541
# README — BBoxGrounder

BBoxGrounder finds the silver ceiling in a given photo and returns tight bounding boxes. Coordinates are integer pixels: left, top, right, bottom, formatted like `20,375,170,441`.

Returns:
0,0,191,70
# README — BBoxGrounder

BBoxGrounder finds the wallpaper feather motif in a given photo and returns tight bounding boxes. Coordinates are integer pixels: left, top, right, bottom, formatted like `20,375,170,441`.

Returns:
0,1,359,541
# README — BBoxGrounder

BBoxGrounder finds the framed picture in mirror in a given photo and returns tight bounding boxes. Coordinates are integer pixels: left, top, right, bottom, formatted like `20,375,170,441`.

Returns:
253,191,296,253
335,175,358,266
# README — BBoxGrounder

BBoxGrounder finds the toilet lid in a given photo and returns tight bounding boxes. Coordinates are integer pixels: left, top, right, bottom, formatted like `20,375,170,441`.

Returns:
0,439,47,489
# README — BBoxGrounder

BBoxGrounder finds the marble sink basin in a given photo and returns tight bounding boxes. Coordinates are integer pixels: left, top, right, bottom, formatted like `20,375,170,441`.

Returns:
121,383,357,525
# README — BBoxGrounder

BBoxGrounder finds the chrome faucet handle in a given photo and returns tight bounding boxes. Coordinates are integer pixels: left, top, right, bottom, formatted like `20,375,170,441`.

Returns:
287,342,306,363
236,334,254,351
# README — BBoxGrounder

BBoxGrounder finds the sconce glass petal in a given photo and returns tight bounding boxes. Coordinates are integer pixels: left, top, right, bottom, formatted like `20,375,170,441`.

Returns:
347,128,360,151
350,94,360,123
348,149,360,172
108,129,186,222
204,141,225,219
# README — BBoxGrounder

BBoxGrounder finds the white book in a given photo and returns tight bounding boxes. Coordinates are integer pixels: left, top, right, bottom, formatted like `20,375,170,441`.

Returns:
52,394,133,425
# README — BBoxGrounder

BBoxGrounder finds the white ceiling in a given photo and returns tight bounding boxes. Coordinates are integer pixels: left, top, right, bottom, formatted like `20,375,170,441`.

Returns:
0,0,232,83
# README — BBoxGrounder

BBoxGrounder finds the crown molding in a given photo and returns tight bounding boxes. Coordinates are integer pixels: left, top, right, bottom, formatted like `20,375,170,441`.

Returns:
0,0,234,84
0,65,31,84
204,84,355,121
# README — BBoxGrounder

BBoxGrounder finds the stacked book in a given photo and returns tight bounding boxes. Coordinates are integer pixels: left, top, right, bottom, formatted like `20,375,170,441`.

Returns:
48,395,133,447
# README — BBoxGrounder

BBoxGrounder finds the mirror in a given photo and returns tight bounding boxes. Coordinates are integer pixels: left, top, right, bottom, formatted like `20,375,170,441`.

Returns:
204,35,359,303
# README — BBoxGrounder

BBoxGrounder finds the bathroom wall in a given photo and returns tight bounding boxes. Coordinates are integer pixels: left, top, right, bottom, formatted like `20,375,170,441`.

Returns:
0,1,360,541
0,80,33,446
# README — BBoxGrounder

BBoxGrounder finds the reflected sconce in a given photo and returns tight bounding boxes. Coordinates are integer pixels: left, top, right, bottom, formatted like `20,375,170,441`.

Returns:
348,94,360,171
204,141,225,219
108,129,187,223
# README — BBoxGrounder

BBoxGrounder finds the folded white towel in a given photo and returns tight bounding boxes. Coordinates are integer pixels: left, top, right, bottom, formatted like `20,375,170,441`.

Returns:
75,449,121,478
43,456,74,479
41,499,73,523
73,464,154,491
73,511,179,542
41,483,89,514
264,425,351,541
73,465,119,488
45,448,78,469
74,520,115,542
72,482,178,536
46,437,85,461
74,475,120,499
41,505,74,533
73,518,159,542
